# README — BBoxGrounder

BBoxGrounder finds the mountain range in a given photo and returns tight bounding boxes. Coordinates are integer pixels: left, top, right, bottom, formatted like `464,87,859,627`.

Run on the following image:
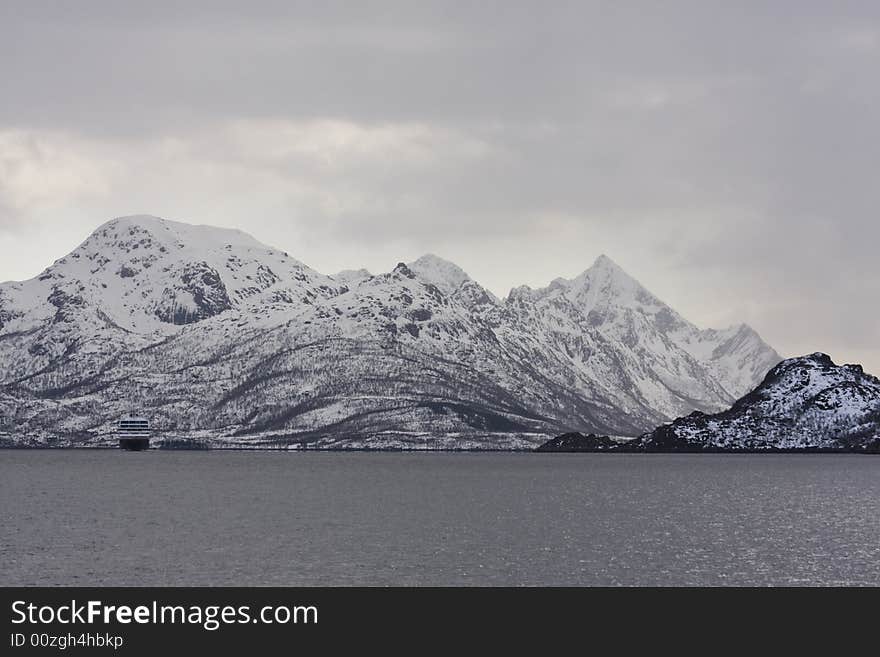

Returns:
0,215,781,448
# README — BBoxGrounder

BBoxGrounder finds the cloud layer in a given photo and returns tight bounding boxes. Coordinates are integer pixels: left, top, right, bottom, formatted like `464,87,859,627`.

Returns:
1,1,878,371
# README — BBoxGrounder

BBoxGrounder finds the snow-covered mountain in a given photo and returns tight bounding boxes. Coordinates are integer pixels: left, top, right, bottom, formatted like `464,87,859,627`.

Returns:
632,353,880,451
0,215,781,448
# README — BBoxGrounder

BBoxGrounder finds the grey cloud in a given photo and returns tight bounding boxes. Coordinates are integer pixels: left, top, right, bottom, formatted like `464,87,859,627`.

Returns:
0,1,879,372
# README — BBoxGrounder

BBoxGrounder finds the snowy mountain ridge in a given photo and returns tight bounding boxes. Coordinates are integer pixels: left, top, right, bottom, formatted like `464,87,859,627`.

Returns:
0,215,781,448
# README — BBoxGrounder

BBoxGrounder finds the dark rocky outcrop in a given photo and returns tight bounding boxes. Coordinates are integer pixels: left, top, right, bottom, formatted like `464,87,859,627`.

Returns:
154,262,232,325
633,353,880,452
540,354,880,453
536,432,617,452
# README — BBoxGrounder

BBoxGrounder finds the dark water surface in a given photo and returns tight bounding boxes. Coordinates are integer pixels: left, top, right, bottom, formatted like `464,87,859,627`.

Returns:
2,450,878,586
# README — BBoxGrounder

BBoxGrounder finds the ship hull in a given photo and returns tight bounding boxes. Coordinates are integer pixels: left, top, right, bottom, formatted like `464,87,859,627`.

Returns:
119,437,150,451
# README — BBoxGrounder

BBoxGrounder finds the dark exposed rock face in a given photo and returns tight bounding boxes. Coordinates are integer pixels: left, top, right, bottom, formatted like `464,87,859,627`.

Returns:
393,262,416,278
536,432,617,452
0,297,13,331
47,288,87,324
154,262,232,325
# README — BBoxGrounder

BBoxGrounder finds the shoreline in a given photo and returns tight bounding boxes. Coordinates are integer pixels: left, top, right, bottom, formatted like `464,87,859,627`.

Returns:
0,445,876,454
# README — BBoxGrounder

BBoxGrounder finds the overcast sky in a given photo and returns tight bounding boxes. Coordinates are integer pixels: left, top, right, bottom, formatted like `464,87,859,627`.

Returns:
1,1,878,371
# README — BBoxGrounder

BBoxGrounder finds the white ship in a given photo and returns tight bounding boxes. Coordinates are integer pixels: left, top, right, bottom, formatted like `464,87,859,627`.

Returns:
118,415,151,451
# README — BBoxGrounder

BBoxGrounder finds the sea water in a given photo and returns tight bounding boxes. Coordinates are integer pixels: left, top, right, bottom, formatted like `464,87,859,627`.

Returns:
2,450,878,586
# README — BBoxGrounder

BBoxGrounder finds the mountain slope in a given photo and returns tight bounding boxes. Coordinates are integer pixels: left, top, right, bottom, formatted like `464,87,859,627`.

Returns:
0,215,781,448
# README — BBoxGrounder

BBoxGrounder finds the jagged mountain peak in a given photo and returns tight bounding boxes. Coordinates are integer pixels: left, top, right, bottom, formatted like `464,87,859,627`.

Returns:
569,254,664,313
730,322,758,337
584,253,633,283
517,255,640,302
407,253,474,295
513,253,779,402
590,253,623,273
392,262,417,278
